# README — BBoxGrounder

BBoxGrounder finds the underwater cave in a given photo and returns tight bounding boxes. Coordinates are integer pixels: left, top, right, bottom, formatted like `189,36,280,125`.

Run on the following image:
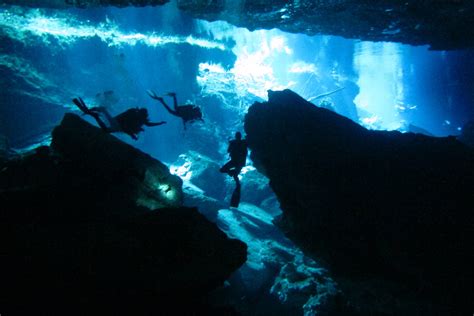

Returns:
1,1,473,315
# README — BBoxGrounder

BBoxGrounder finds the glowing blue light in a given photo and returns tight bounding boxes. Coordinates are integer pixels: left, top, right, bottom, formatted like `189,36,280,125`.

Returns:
353,41,406,130
0,8,227,50
158,183,176,200
169,159,193,182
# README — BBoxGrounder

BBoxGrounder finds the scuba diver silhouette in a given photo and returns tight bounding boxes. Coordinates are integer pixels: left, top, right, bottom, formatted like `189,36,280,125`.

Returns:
147,91,203,129
220,132,248,207
72,97,166,140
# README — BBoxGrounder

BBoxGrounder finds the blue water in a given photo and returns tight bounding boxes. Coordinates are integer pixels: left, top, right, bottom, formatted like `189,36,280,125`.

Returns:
1,3,473,162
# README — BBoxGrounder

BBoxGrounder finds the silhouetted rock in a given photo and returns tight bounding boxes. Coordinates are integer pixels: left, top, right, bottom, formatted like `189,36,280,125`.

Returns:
52,113,183,210
459,120,474,148
0,113,247,314
244,89,474,314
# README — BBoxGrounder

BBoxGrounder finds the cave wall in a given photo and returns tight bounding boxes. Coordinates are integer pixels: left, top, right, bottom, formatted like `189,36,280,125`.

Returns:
244,89,474,313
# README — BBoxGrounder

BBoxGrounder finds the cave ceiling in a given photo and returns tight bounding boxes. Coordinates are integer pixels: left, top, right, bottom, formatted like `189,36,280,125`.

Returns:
1,0,474,50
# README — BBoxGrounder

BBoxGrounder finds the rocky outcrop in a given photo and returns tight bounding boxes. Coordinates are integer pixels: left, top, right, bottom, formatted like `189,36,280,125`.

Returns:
51,113,183,209
178,0,474,50
0,113,247,313
244,89,474,313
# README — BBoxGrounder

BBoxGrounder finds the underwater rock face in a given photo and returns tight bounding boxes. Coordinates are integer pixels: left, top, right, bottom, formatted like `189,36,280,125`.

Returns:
244,89,474,313
171,150,228,201
52,113,183,209
178,0,474,50
213,203,341,316
0,114,247,312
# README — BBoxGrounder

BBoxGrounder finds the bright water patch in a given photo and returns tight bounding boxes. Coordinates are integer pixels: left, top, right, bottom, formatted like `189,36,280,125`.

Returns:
353,41,406,130
1,4,470,151
0,7,227,50
196,20,331,103
216,203,339,315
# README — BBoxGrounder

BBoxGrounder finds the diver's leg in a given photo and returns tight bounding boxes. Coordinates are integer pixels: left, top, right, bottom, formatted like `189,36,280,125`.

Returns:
171,94,178,112
230,176,241,207
220,161,234,174
157,98,179,117
233,173,240,185
89,112,112,132
72,98,89,114
96,108,121,132
73,98,110,132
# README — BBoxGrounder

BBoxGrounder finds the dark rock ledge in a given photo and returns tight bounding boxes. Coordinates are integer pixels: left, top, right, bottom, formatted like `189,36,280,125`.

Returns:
0,113,246,314
244,89,474,314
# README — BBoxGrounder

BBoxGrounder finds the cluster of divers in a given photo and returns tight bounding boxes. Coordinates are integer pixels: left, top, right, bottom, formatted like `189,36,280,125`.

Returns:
72,91,248,207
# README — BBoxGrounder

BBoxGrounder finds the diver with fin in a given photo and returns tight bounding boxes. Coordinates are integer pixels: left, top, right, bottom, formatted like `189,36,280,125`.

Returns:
147,91,203,129
72,97,166,140
220,132,248,208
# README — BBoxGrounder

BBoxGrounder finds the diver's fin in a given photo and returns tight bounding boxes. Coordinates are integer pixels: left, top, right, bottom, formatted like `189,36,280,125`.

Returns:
230,186,241,208
146,90,159,99
230,177,241,208
72,97,90,114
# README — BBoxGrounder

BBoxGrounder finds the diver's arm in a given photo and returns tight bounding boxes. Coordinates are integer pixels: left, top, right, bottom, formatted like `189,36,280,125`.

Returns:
145,121,167,127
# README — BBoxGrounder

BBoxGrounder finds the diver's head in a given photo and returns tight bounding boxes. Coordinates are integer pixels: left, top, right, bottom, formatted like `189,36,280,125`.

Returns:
138,108,149,120
235,132,242,140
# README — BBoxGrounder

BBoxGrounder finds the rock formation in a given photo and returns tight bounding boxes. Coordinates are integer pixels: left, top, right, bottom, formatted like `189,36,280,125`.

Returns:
244,89,474,313
52,113,183,210
0,113,247,313
2,0,474,50
178,0,474,50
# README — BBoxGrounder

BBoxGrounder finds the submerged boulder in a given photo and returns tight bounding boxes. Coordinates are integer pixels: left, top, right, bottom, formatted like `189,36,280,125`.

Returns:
0,113,247,313
171,150,228,201
244,89,474,313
